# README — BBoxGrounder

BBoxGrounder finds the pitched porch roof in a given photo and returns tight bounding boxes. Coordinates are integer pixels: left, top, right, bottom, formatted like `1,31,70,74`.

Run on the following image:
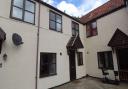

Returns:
67,35,84,49
108,29,128,48
0,27,6,41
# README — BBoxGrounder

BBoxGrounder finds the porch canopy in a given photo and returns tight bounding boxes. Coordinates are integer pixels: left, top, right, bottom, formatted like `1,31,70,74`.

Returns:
67,35,84,50
0,27,6,54
108,29,128,49
0,27,6,41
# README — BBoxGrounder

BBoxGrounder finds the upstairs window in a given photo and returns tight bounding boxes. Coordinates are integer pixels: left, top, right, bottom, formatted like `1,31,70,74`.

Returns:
49,11,62,32
10,0,35,24
40,53,57,78
77,52,83,66
97,51,114,70
72,21,79,36
86,21,97,37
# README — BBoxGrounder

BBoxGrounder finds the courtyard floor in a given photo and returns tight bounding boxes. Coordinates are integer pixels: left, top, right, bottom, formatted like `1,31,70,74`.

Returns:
52,77,128,89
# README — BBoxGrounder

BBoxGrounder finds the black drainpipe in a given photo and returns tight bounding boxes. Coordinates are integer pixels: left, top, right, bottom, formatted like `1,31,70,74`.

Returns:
35,1,41,89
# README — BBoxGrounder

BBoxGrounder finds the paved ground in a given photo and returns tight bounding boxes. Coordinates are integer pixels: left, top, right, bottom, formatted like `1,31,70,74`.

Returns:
53,77,128,89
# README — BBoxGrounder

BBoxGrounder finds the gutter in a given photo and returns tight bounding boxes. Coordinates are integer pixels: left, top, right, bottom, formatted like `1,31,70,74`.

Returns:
34,0,84,25
35,1,41,89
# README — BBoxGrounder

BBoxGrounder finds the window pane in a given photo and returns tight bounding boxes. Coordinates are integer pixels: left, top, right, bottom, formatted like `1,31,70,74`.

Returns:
75,24,79,30
104,53,109,68
24,11,34,23
98,52,105,68
50,21,56,30
98,51,113,69
107,52,114,69
40,53,56,78
92,22,97,29
76,30,79,35
25,0,35,12
49,64,56,75
40,54,49,65
13,0,23,8
50,12,56,21
92,28,97,36
72,23,75,29
77,52,83,66
12,7,23,19
49,54,56,63
72,29,76,36
72,21,79,36
40,65,49,76
86,21,97,37
86,25,91,37
56,15,62,23
56,23,62,32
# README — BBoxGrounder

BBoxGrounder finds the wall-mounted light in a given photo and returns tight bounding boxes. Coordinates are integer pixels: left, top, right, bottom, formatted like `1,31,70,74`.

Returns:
60,52,62,56
0,63,2,68
87,51,89,54
3,53,7,61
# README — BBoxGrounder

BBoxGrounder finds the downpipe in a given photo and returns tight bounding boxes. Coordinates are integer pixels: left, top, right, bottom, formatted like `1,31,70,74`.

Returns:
35,1,41,89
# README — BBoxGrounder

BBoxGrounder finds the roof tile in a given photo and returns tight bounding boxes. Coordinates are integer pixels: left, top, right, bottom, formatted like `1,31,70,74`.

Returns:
80,0,125,24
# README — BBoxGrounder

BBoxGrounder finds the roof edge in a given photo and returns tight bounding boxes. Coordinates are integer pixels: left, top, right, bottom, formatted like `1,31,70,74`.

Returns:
34,0,84,25
81,0,126,25
84,5,125,25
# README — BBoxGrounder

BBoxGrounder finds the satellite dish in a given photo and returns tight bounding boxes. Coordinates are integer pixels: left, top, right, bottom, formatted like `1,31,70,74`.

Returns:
12,33,23,46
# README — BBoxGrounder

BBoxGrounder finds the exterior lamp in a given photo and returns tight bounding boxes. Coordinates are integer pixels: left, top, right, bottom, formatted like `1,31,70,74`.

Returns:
3,53,7,61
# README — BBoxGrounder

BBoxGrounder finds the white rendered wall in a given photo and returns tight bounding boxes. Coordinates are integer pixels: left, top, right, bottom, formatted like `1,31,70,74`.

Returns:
38,5,86,89
0,1,86,89
0,0,38,89
85,8,128,80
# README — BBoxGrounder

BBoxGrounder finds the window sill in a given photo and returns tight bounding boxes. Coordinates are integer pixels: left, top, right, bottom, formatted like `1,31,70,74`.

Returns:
78,64,84,66
10,16,35,25
49,28,63,33
87,35,98,38
40,73,57,78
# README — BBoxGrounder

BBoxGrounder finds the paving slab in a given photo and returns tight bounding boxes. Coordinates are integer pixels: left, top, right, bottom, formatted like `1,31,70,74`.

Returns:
52,77,128,89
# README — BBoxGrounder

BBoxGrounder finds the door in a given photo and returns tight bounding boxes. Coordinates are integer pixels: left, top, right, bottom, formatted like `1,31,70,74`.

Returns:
69,50,76,81
117,48,128,81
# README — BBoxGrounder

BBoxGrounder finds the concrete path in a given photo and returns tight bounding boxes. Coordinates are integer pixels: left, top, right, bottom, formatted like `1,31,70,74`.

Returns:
53,77,128,89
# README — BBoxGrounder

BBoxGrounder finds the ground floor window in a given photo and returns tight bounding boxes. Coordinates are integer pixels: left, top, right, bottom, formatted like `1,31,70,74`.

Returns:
97,51,114,70
40,52,56,78
77,52,83,66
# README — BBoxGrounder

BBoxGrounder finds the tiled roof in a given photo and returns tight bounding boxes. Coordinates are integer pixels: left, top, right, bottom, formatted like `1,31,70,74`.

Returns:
80,0,125,24
108,29,128,48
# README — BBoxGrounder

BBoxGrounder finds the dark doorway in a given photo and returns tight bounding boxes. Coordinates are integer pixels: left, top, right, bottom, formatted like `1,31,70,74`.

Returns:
117,48,128,81
69,50,76,81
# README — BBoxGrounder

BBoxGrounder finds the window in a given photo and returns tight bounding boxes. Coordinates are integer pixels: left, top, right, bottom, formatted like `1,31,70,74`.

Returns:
77,52,83,66
49,11,62,32
86,21,97,37
72,21,79,36
10,0,35,24
126,0,128,6
40,53,56,78
97,51,114,70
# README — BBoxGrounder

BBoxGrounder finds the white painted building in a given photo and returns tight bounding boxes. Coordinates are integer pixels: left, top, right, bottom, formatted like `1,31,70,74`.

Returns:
0,0,86,89
0,0,128,89
81,0,128,82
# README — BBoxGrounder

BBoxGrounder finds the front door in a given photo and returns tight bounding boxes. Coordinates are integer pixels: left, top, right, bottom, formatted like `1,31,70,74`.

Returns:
69,50,76,81
117,48,128,81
